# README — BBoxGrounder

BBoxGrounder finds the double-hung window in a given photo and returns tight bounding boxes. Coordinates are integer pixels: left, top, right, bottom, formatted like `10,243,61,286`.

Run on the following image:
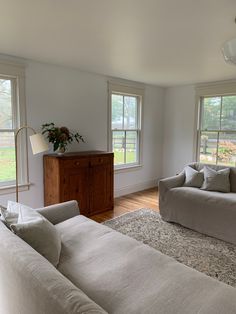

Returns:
109,82,143,170
197,93,236,166
0,62,27,191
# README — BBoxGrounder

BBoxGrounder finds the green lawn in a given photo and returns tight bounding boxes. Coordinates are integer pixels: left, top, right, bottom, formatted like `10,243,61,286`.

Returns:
0,147,15,182
114,150,136,165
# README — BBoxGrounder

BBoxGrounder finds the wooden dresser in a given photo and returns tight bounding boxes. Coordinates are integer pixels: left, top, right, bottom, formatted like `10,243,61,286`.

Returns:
43,151,114,217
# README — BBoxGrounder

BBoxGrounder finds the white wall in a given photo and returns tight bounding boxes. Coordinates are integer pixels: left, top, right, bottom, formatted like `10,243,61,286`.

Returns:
162,85,196,177
0,59,164,207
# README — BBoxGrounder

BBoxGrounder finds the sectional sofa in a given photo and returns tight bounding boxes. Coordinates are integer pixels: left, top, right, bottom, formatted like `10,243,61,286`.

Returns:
1,200,236,314
159,162,236,245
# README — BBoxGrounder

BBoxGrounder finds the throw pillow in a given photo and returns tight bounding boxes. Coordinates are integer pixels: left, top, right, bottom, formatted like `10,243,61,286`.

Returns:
0,205,8,226
10,202,61,267
201,166,230,193
0,201,20,226
184,166,204,188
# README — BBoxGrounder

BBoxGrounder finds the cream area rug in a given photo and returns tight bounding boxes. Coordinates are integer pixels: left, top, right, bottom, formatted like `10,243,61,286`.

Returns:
103,209,236,287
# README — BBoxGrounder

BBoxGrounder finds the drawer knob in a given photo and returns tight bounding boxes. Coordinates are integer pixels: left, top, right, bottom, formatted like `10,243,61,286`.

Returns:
75,162,80,166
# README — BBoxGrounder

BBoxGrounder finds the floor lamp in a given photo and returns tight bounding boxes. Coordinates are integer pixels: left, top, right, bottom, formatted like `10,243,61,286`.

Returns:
15,126,48,202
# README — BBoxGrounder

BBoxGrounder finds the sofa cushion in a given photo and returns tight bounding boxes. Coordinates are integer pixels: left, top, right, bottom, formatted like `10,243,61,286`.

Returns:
192,162,236,193
0,201,20,226
184,166,204,188
201,166,230,192
170,186,236,208
0,221,107,314
56,215,236,314
11,204,62,267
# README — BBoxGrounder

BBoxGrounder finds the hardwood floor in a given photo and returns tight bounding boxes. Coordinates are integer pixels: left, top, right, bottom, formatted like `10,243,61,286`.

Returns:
90,187,159,223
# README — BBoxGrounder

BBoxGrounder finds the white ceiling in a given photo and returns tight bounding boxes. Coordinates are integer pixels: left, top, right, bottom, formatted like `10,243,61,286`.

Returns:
1,0,236,86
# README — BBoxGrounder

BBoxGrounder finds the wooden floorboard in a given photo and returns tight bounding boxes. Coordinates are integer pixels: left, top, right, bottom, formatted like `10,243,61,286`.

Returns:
90,187,159,223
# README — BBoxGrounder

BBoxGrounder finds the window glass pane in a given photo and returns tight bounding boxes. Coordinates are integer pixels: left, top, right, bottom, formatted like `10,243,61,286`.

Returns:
217,132,236,166
199,132,217,164
0,79,13,129
112,131,125,165
221,96,236,131
201,97,221,130
112,94,123,129
0,132,15,183
124,96,137,129
126,131,138,164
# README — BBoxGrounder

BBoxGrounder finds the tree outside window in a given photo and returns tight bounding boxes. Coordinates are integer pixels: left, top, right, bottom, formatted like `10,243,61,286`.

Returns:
199,95,236,166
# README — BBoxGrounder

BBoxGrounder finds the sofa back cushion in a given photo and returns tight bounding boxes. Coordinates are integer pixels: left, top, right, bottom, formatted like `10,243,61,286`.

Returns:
190,163,236,192
10,203,61,267
0,221,107,314
0,201,21,226
201,166,230,193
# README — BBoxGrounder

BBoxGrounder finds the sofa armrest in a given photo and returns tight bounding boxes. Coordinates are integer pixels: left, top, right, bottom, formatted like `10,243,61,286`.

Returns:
37,200,80,225
159,172,185,201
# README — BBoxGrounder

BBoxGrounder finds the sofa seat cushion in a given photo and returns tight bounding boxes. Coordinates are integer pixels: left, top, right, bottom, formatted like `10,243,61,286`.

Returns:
170,186,236,205
56,215,236,314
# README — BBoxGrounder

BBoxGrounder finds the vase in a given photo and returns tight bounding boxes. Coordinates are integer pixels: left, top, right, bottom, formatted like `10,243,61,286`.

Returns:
57,147,66,155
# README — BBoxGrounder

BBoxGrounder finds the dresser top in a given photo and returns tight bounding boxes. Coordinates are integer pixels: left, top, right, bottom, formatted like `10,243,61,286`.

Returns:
44,150,113,158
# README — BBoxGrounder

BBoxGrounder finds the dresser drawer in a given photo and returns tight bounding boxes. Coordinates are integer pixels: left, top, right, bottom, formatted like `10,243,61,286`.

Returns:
90,156,112,166
62,158,89,169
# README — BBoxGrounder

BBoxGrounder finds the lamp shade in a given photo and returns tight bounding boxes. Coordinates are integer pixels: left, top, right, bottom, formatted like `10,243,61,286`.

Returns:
29,133,48,155
222,38,236,64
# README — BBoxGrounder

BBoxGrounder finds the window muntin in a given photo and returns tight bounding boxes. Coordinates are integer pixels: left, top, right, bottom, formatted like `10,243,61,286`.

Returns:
111,92,141,168
198,95,236,166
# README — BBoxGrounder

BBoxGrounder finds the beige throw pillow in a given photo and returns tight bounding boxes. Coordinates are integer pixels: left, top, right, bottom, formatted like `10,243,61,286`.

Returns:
201,166,230,193
184,166,204,188
0,201,20,226
10,203,61,267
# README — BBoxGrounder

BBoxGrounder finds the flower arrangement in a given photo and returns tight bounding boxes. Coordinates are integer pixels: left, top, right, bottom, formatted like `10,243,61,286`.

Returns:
42,122,85,153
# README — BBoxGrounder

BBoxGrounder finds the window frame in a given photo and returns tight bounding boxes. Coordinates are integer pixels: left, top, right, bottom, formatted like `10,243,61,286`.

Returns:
0,61,29,194
195,81,236,165
108,81,144,171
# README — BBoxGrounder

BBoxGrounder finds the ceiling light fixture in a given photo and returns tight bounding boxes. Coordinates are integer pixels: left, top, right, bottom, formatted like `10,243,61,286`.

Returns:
222,38,236,64
222,17,236,65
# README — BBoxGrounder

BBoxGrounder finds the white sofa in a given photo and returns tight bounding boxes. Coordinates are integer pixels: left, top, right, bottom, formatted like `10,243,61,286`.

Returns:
159,162,236,245
1,200,236,314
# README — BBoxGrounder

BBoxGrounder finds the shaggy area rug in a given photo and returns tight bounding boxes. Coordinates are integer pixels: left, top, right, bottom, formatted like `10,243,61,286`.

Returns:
103,209,236,287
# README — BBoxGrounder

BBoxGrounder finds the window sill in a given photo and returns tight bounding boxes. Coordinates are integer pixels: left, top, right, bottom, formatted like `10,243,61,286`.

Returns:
0,183,31,196
115,164,142,173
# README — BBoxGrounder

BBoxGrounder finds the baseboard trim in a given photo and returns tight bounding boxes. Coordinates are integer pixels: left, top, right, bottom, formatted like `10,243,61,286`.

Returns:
115,179,158,198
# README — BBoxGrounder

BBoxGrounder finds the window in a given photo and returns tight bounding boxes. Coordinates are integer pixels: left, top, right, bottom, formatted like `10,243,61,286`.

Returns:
0,78,16,185
109,82,143,169
197,95,236,166
0,62,27,191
